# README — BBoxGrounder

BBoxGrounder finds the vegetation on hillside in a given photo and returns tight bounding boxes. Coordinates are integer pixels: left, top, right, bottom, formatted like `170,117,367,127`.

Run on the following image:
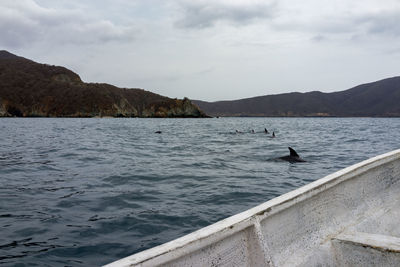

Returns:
194,77,400,117
0,50,207,118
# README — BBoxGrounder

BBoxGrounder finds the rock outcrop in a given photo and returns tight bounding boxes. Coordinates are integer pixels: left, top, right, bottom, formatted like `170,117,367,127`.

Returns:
0,50,207,118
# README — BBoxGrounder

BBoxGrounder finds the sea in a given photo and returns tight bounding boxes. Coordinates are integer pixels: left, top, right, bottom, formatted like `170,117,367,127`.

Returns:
1,117,399,266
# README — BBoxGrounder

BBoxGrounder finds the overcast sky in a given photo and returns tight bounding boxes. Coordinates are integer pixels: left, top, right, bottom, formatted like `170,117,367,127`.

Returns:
1,0,400,101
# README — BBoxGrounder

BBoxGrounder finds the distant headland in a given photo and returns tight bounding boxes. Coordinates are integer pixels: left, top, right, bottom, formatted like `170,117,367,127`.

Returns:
0,50,208,118
193,77,400,117
2,50,400,118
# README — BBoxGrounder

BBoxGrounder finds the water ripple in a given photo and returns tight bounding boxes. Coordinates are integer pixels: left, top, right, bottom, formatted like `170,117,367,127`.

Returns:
1,117,399,266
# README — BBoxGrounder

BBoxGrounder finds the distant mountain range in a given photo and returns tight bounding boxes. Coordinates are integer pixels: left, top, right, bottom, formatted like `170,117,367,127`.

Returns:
193,77,400,117
2,50,399,118
0,51,207,118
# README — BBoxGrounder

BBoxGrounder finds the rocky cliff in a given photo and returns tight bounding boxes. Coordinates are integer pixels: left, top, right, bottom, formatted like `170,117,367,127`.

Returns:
0,50,207,118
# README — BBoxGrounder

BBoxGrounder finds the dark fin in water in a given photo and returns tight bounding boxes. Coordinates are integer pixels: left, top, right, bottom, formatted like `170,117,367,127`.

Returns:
155,131,162,134
277,147,306,163
288,147,299,157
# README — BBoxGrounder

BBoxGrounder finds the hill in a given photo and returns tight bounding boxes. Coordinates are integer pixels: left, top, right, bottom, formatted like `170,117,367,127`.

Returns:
193,77,400,117
0,51,207,118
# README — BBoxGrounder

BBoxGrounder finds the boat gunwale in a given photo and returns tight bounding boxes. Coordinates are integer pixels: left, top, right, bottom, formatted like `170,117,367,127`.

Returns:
105,148,400,266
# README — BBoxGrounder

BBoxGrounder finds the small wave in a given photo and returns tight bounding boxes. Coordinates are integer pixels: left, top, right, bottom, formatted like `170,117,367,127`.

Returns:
1,117,400,266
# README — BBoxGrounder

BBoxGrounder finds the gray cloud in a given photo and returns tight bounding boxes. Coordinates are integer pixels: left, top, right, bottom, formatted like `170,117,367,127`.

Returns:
1,0,399,102
311,34,327,42
175,1,276,29
356,11,400,37
0,0,136,48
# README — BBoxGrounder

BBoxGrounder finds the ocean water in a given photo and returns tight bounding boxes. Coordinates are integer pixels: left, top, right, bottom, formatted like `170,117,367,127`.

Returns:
0,117,399,266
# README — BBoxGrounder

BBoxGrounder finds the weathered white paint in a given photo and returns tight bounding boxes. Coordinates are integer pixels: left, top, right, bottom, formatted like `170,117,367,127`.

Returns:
332,232,400,266
105,149,400,267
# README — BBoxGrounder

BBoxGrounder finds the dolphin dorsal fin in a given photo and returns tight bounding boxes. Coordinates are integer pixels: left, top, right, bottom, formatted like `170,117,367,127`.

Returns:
288,147,299,157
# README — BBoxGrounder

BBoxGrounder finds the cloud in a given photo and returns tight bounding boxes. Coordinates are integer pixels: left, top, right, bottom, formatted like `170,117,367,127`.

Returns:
271,1,400,42
311,35,327,42
356,11,400,37
0,0,136,48
174,0,276,29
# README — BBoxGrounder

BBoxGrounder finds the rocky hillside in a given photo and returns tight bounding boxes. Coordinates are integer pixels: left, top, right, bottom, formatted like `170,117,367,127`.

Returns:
0,51,207,118
193,77,400,117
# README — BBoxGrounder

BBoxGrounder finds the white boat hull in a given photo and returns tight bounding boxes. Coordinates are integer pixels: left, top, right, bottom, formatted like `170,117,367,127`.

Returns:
105,149,400,266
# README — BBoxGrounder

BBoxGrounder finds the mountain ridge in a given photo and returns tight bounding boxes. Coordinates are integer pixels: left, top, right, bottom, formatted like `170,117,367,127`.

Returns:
193,76,400,117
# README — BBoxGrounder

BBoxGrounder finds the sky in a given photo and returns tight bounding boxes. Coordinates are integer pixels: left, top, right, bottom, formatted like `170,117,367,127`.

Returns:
1,0,400,101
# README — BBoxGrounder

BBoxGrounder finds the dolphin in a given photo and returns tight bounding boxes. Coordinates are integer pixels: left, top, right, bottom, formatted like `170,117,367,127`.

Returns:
264,128,269,134
155,131,162,134
279,147,306,163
